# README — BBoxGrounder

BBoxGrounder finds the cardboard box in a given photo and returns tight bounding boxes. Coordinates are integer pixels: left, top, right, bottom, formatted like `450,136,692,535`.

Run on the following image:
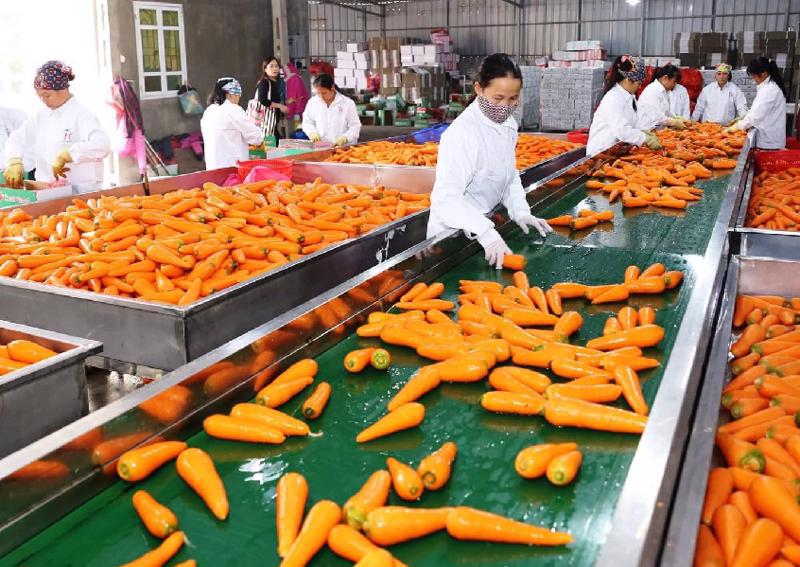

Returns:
337,51,354,61
338,59,356,70
347,42,367,52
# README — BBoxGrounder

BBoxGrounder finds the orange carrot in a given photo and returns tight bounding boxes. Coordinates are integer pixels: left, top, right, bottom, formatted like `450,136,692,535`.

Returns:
230,403,310,437
613,365,649,415
717,432,766,472
343,470,392,530
544,397,647,433
256,376,313,408
279,500,341,567
301,382,331,419
728,490,758,524
586,324,665,350
514,443,578,479
417,441,457,490
117,441,187,482
386,457,423,501
277,472,309,558
327,525,404,567
203,414,285,444
117,531,184,567
694,524,725,567
712,504,746,566
345,348,376,373
387,367,441,411
132,490,179,538
749,474,800,541
175,448,228,520
446,506,572,546
702,467,734,525
638,307,656,325
546,450,582,486
618,306,638,330
729,518,783,567
481,391,545,415
363,506,450,546
356,402,425,443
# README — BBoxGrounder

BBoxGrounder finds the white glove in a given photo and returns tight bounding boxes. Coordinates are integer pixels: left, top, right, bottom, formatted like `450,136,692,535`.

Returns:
308,133,321,143
515,214,553,237
333,136,348,147
477,229,512,270
644,131,663,150
666,117,686,130
725,122,741,134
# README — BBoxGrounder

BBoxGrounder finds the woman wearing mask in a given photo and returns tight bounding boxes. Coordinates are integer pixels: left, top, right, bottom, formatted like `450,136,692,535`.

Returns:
201,77,264,170
587,55,661,157
692,64,748,125
302,74,361,147
669,70,691,120
637,64,691,131
4,61,110,193
257,57,289,140
727,57,786,150
427,53,551,270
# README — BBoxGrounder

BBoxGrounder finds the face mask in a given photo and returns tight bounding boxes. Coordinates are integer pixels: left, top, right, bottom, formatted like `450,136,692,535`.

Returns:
477,95,516,124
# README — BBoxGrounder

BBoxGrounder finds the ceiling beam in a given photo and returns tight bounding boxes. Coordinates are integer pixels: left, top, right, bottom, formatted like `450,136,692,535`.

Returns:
314,0,382,18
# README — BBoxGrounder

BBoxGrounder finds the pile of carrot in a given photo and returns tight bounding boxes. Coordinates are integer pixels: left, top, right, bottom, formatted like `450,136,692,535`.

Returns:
0,179,430,305
325,141,440,166
655,121,746,162
546,208,614,231
745,167,800,232
0,338,59,375
694,293,800,567
354,261,679,437
323,134,579,172
514,134,581,171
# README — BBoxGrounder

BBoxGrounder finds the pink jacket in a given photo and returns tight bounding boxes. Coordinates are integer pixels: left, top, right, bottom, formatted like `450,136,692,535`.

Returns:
283,63,309,117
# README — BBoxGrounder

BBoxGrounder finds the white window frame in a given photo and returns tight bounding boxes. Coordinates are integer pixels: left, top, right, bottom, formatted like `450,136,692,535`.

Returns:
133,1,188,99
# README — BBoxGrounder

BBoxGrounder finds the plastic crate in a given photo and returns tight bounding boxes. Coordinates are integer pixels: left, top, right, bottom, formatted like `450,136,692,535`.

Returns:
236,158,293,180
753,149,800,174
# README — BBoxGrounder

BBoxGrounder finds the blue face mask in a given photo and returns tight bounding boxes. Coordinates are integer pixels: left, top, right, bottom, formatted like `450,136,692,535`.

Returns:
477,95,516,123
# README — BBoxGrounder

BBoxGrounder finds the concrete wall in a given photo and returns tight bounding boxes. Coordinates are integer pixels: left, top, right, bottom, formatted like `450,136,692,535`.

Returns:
108,0,273,140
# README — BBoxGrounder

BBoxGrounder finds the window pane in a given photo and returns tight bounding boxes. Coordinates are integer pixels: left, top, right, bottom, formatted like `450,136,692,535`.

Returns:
144,75,162,92
163,30,181,71
166,75,182,91
140,29,160,71
139,8,156,25
162,10,179,26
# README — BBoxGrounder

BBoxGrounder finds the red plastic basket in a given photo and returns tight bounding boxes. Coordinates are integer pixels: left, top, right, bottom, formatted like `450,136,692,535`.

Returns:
567,129,590,144
753,149,800,174
236,158,293,180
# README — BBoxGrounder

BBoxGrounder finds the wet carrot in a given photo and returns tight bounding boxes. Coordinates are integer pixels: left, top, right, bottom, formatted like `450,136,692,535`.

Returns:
277,472,309,558
716,432,765,472
280,500,341,567
502,254,527,271
132,490,178,538
750,474,800,541
301,382,331,420
176,448,228,520
356,402,425,443
694,524,725,567
446,506,572,546
230,403,309,436
117,531,184,567
712,504,747,566
481,391,545,415
386,457,423,501
546,383,622,403
496,366,551,393
6,340,57,363
702,467,734,525
256,376,314,408
546,450,582,486
363,506,450,545
345,348,375,373
327,525,404,567
117,441,187,482
343,470,392,530
544,397,647,433
203,414,285,444
729,518,783,567
417,441,457,490
613,365,648,415
586,325,665,350
618,307,638,330
514,443,578,479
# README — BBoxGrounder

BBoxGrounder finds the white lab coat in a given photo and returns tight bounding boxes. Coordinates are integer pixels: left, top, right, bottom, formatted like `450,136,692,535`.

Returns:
0,107,26,166
691,81,748,124
5,97,110,193
636,80,672,130
201,100,264,170
739,78,786,150
669,84,691,120
427,101,529,241
586,84,647,157
302,92,361,145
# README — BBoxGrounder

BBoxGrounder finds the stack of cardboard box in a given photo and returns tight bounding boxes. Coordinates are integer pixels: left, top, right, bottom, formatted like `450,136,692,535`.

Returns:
734,31,795,101
674,32,729,68
540,68,604,131
399,44,460,75
399,66,449,107
335,42,370,92
551,40,607,69
512,66,542,130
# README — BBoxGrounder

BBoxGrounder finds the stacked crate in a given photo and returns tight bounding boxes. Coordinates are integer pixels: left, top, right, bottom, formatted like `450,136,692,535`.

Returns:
540,68,604,131
335,42,370,92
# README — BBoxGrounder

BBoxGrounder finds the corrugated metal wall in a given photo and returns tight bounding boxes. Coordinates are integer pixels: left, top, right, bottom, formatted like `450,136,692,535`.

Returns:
309,0,800,60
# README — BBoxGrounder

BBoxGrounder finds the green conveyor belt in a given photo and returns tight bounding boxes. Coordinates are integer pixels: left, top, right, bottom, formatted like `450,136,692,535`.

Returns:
1,173,732,567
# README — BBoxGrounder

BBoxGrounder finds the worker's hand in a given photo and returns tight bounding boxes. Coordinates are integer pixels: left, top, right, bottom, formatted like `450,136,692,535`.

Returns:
643,131,663,150
726,121,741,133
308,133,321,143
477,229,512,270
333,136,349,147
249,142,267,152
51,148,73,179
3,158,24,189
515,214,553,238
666,117,686,130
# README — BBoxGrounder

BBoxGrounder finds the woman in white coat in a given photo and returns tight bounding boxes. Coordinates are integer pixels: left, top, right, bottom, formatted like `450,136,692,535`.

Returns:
587,55,661,157
669,72,691,120
302,74,361,147
201,77,264,170
427,53,552,269
692,64,748,125
727,57,786,150
637,65,690,131
4,61,110,193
